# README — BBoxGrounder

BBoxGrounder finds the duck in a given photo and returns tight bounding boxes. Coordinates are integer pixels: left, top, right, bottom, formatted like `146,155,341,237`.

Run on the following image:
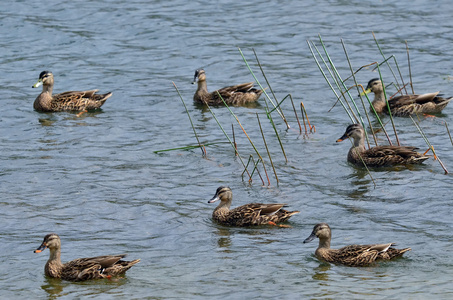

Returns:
208,186,299,226
32,71,112,112
192,69,263,106
303,223,411,267
362,78,452,116
336,123,429,167
34,233,140,281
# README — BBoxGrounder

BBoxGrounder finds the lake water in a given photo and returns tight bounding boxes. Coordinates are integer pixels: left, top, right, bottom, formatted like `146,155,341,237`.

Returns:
2,0,453,298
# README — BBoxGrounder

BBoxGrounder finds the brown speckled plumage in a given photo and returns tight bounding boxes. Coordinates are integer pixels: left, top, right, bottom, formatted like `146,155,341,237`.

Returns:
32,71,112,112
208,186,299,226
34,233,140,281
363,78,452,116
337,124,429,167
192,69,262,106
303,223,411,267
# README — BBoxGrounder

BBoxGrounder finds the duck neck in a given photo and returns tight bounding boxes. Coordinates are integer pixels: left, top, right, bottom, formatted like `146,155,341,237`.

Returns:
197,80,209,95
212,200,232,222
318,237,331,249
371,91,386,113
47,248,62,266
42,84,53,96
45,248,63,277
214,200,231,213
352,134,365,149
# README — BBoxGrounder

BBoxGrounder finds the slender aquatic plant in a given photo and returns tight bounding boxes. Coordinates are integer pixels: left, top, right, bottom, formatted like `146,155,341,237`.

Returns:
256,113,278,185
288,94,302,133
307,34,449,177
240,48,294,161
167,51,318,185
372,32,407,95
445,122,453,147
410,116,448,174
238,47,289,128
405,40,415,94
170,82,206,156
242,155,265,185
300,101,315,134
216,91,271,185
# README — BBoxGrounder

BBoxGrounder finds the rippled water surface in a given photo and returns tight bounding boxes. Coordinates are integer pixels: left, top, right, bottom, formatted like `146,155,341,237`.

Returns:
2,0,453,298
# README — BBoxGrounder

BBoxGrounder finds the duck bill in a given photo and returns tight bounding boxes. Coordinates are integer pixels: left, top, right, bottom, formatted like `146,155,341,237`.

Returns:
34,243,47,253
208,195,220,204
303,232,316,244
359,88,371,97
32,79,43,88
192,69,203,84
192,74,198,85
336,133,349,143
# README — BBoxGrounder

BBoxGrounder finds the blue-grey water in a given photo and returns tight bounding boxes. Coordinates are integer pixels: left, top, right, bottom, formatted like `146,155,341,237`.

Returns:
2,0,453,298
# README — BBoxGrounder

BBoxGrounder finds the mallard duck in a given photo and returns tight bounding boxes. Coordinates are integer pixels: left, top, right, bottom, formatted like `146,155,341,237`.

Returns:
336,123,429,167
362,78,452,116
192,69,263,106
32,71,112,112
208,186,299,226
303,223,411,267
34,233,140,281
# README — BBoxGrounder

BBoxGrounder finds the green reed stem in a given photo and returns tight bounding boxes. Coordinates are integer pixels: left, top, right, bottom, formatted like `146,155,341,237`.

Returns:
406,41,415,94
242,156,265,185
205,102,252,179
154,142,224,153
341,39,375,148
300,103,308,134
242,156,253,182
318,35,362,123
238,47,289,129
372,32,407,95
266,107,288,163
410,116,448,174
268,94,288,114
257,113,278,185
356,76,394,146
374,64,400,146
445,122,453,147
252,48,289,128
307,40,354,123
232,124,238,155
300,101,315,133
288,94,302,134
173,81,206,156
217,91,270,183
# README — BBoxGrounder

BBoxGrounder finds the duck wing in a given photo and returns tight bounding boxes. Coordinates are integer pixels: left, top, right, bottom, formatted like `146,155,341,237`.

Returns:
52,90,112,110
389,92,439,107
331,244,384,266
224,203,284,226
217,82,256,95
365,146,420,158
61,254,132,281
